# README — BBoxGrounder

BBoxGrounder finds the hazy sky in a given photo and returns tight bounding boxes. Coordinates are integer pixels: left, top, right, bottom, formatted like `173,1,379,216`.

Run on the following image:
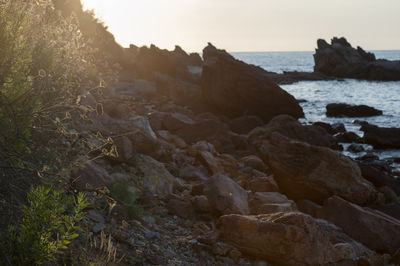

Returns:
81,0,400,52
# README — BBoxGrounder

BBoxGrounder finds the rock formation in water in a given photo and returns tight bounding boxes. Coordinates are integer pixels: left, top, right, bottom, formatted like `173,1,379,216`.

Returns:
314,37,400,80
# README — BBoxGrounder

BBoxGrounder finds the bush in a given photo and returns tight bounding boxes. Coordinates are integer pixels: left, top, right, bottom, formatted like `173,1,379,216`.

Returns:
1,186,88,264
110,182,146,220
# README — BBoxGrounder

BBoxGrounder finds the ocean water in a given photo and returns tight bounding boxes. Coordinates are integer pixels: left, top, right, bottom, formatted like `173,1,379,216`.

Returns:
232,51,400,159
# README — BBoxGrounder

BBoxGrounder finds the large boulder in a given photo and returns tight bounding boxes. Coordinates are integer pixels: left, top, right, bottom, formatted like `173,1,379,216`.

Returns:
201,44,304,122
318,196,400,254
204,174,250,215
217,212,380,265
360,124,400,149
255,132,379,205
249,115,337,148
314,37,400,80
326,103,382,117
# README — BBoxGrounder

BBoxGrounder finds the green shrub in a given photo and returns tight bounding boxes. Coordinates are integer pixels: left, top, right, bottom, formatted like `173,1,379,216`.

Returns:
110,182,146,220
1,186,88,265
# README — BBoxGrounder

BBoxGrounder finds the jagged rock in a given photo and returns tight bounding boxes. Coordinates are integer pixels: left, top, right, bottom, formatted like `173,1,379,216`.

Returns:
204,174,249,215
317,196,400,254
128,44,202,82
249,114,337,149
248,192,297,214
314,37,400,80
217,212,381,265
326,103,382,117
255,132,379,205
360,124,400,149
201,44,303,122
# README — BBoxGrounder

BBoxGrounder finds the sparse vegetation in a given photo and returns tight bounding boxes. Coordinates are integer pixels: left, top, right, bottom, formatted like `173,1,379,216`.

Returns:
0,0,117,264
1,186,88,265
110,181,146,220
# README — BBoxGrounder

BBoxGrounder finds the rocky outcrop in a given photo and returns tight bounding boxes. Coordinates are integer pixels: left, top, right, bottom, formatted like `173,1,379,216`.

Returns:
255,132,379,205
201,44,304,122
326,103,382,117
204,174,250,215
360,124,400,149
249,115,337,149
217,212,380,265
318,196,400,254
314,37,400,80
126,44,202,82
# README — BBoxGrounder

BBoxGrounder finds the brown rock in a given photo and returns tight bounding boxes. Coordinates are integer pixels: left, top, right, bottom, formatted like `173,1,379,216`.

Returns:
175,119,234,153
134,154,176,197
249,114,337,148
163,112,195,132
257,132,378,205
228,115,264,134
245,176,279,193
148,111,167,131
217,212,380,265
204,174,249,215
198,151,224,175
192,195,211,213
112,136,136,162
296,199,322,218
317,196,400,253
249,192,297,215
179,165,208,182
167,198,195,219
239,155,267,172
201,44,303,122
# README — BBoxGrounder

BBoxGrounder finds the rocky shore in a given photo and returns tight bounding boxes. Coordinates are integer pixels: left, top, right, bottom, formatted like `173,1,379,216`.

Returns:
71,40,400,265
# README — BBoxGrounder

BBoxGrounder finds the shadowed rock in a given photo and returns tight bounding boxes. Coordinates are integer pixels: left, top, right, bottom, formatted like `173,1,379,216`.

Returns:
201,43,304,122
314,37,400,80
254,132,379,205
217,212,381,265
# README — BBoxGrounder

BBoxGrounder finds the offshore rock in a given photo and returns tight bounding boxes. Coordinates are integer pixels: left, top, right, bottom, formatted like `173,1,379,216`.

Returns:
314,37,400,80
326,103,382,117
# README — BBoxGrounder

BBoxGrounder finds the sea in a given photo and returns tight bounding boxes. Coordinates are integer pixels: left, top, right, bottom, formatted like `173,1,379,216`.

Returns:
231,51,400,160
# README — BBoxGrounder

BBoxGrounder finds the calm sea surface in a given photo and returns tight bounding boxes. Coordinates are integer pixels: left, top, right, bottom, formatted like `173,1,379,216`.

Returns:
232,51,400,159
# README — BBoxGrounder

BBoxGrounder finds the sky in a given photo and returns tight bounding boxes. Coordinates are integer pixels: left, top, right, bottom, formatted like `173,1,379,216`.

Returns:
81,0,400,53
